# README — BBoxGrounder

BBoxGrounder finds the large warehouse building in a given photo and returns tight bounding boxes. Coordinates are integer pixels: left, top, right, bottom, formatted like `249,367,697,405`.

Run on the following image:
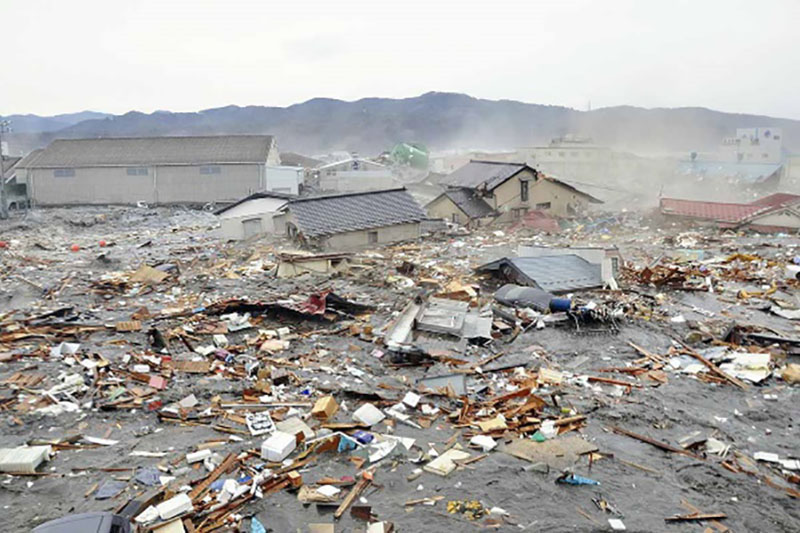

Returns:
14,135,279,205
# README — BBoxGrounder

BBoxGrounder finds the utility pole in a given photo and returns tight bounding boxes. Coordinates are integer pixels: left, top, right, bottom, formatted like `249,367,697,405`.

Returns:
0,119,10,219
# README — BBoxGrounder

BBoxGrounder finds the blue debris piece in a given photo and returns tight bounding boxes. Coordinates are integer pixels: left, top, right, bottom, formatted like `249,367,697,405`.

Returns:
557,473,600,486
337,435,358,453
353,430,374,444
251,517,266,533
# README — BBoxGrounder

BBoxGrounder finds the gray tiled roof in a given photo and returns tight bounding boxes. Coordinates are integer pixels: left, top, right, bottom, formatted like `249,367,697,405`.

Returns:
442,160,529,191
18,135,274,168
286,188,426,238
477,255,602,293
442,188,496,219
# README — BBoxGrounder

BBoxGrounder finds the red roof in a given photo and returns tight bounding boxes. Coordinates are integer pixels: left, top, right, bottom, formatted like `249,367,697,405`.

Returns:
660,193,800,224
659,198,762,223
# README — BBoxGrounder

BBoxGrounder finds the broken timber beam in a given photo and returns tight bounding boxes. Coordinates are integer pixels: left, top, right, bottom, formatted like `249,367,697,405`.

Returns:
611,426,704,461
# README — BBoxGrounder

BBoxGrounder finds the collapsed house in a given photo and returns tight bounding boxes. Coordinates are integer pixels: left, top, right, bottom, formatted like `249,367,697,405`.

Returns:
476,255,604,293
273,188,427,249
659,192,800,232
517,244,623,286
426,160,602,226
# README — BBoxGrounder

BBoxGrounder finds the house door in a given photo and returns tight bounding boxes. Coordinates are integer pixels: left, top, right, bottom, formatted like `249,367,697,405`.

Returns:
242,218,263,238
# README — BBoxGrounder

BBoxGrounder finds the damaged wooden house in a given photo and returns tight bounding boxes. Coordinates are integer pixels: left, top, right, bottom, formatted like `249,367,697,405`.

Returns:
426,160,602,226
273,188,427,249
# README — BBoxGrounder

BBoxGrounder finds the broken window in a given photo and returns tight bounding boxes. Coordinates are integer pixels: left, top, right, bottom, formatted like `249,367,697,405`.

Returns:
512,207,528,219
535,202,552,210
53,168,75,178
520,180,529,202
451,212,459,224
367,231,378,244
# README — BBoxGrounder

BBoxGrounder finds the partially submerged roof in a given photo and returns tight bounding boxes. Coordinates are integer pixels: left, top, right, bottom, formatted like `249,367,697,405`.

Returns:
281,187,426,238
659,198,762,223
19,135,275,168
213,191,294,216
442,160,531,191
476,255,603,293
437,188,496,219
659,193,800,224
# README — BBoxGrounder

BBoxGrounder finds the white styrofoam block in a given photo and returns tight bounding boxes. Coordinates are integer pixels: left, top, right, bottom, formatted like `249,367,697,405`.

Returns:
261,431,296,462
316,484,341,497
156,493,193,520
0,446,51,473
186,449,212,464
402,392,421,408
353,403,385,426
470,435,497,452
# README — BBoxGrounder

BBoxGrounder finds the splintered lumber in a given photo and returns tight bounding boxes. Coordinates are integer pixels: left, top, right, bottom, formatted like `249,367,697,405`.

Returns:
587,376,643,388
611,427,704,461
190,453,236,500
677,342,749,391
628,342,666,363
665,513,727,522
334,476,371,519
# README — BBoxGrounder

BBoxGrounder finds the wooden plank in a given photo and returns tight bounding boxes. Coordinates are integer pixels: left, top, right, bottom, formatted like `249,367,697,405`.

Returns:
611,426,704,461
334,476,371,519
189,453,236,500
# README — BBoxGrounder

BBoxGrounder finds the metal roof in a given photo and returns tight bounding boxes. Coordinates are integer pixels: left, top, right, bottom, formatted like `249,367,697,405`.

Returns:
659,194,800,224
676,160,782,184
659,198,762,222
477,255,603,293
440,188,496,219
18,135,274,168
284,187,426,238
442,160,530,191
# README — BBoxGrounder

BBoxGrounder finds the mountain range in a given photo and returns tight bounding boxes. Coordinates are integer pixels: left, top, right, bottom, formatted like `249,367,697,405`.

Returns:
4,92,800,157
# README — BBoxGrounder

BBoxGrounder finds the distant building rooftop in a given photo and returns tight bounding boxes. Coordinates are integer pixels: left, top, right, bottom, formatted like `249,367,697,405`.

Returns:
18,135,275,168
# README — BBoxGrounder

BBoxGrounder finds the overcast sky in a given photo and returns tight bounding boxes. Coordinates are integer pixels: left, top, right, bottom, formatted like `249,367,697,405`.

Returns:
2,0,798,118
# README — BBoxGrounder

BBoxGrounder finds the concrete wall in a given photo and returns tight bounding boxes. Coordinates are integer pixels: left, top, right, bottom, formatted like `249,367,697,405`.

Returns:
218,197,288,240
156,164,262,204
275,211,419,249
25,163,264,205
322,222,420,249
26,166,157,204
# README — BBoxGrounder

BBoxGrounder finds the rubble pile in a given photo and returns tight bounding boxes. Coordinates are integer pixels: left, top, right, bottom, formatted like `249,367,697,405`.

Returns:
0,206,798,532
